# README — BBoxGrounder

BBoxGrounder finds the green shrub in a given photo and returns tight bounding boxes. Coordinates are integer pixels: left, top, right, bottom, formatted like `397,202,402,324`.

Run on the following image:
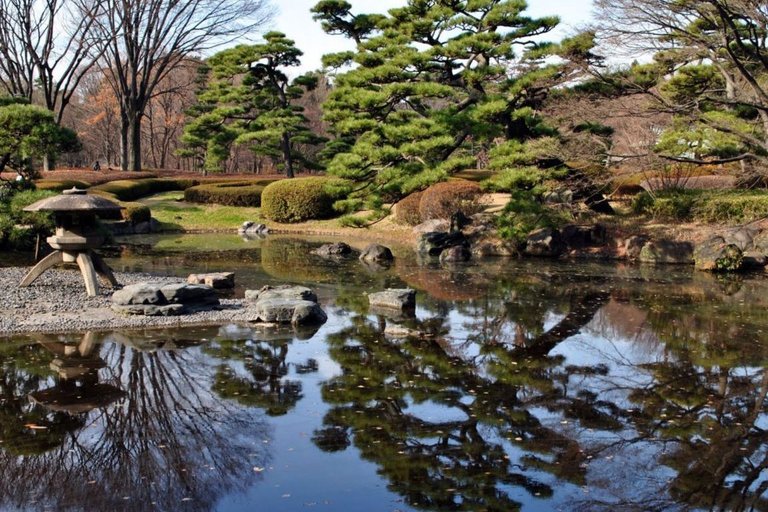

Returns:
0,189,56,249
122,203,152,224
632,190,697,220
261,177,351,223
35,179,90,191
631,191,655,215
9,189,57,231
419,180,483,220
0,213,13,245
394,191,424,225
692,191,768,223
91,178,198,201
184,180,274,207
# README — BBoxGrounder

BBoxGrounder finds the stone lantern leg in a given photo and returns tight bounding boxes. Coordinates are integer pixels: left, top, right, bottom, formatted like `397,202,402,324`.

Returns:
18,187,123,297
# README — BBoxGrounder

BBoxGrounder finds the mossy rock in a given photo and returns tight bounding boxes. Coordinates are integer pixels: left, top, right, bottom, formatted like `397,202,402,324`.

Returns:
693,237,744,272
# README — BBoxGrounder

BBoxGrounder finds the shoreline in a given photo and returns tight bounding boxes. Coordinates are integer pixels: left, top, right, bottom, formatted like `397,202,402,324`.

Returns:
0,267,300,337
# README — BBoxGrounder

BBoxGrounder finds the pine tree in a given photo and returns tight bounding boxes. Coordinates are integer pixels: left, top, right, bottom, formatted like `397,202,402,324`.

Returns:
312,0,600,216
181,32,325,176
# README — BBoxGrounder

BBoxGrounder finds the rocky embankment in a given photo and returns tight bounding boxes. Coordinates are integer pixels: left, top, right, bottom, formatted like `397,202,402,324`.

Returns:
0,267,323,336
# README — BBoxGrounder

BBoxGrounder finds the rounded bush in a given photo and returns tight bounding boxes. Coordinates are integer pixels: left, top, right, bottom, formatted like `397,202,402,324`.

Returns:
261,177,350,223
419,180,483,221
394,191,424,225
184,180,273,207
122,203,152,224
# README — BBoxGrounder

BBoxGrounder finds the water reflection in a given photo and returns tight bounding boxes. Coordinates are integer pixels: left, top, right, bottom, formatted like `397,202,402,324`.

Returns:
2,236,768,510
0,328,271,511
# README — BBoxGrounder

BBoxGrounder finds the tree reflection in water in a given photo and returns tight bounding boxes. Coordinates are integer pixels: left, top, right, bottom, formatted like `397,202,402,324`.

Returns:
0,328,270,512
203,325,321,416
317,265,768,511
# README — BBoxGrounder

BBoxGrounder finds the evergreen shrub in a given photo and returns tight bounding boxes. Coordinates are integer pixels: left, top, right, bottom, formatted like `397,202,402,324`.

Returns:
91,178,198,201
122,203,152,224
35,180,90,191
0,189,56,249
394,191,424,225
419,180,484,220
184,180,274,207
261,177,351,223
692,192,768,223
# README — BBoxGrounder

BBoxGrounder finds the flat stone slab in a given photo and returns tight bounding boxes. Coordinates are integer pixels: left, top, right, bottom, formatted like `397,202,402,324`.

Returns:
111,304,186,316
111,281,219,316
187,272,235,289
368,289,416,311
250,298,328,325
245,285,318,303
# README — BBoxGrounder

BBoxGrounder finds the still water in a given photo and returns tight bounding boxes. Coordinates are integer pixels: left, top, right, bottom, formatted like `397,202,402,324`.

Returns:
2,234,768,511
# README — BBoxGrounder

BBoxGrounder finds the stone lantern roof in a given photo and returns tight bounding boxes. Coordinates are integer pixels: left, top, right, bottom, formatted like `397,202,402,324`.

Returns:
23,187,123,213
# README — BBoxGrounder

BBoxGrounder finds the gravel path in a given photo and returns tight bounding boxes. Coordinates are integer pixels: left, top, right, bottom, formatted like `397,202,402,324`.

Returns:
0,267,262,336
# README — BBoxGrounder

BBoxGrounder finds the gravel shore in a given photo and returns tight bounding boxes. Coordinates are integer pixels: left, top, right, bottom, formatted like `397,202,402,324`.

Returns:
0,267,265,336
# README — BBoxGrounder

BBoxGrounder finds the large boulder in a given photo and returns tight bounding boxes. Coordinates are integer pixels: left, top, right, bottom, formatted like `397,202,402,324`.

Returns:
721,227,758,251
312,242,353,258
751,230,768,255
368,288,416,312
694,236,744,272
624,235,649,260
244,285,326,326
413,219,450,235
417,232,468,257
251,298,327,325
359,244,394,263
245,285,318,303
112,281,220,316
112,282,166,305
439,244,471,263
561,224,607,248
471,239,518,258
524,228,565,258
741,251,768,270
238,221,269,236
638,240,694,265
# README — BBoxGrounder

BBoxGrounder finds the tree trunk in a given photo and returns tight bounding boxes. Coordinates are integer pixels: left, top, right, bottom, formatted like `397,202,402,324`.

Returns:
128,115,142,172
120,114,130,171
43,155,54,172
281,132,294,178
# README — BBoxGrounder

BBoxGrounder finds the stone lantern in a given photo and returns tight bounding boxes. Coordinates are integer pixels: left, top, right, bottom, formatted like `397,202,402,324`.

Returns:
18,187,123,296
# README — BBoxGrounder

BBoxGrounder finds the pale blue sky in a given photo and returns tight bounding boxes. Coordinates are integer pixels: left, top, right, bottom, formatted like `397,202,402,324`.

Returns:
273,0,595,74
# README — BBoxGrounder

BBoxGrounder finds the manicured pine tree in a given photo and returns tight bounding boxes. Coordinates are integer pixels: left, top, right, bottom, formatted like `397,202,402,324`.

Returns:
312,0,601,218
181,32,325,176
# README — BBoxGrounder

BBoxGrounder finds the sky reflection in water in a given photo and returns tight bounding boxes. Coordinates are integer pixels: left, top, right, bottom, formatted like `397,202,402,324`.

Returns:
1,234,768,511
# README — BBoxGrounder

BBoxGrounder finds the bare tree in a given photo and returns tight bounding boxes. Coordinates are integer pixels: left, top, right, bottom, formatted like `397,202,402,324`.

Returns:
593,0,768,173
92,0,274,171
0,0,104,122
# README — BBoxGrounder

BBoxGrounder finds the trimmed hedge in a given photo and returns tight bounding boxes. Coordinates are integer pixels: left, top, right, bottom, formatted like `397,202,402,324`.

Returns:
261,177,351,223
394,191,424,225
419,180,484,221
90,178,199,201
35,179,91,191
184,180,275,207
122,203,152,224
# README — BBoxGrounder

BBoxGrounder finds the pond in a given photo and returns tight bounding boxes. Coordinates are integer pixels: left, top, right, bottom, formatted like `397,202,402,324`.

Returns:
1,233,768,511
